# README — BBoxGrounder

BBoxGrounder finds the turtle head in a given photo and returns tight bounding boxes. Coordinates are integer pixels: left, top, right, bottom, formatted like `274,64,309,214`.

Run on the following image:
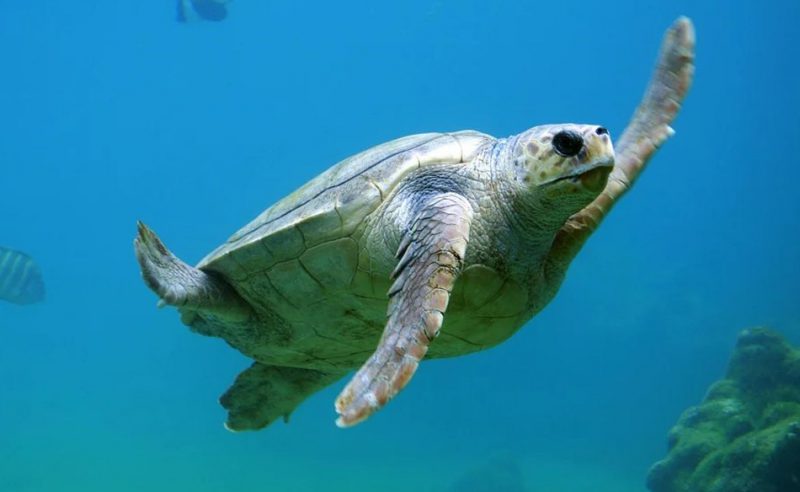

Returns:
504,124,615,224
511,124,614,192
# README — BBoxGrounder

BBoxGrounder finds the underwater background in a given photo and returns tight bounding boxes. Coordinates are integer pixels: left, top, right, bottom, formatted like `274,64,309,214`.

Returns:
1,1,798,491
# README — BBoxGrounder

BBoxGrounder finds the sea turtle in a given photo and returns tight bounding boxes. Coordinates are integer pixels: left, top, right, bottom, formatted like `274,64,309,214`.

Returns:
135,18,694,430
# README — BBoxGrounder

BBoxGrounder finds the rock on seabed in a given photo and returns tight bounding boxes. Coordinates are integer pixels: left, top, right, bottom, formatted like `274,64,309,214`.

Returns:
647,327,800,492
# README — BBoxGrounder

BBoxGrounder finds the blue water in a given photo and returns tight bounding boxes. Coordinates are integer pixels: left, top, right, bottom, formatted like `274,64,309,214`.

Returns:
1,1,799,491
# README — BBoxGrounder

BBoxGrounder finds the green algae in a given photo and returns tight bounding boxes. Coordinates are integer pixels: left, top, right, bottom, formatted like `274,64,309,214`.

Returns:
647,328,800,492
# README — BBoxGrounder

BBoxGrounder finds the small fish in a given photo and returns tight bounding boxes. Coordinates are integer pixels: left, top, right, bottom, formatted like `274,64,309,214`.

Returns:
0,247,45,305
176,0,231,23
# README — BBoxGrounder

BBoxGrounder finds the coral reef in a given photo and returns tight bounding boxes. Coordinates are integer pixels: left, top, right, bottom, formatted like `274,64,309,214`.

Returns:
647,327,800,492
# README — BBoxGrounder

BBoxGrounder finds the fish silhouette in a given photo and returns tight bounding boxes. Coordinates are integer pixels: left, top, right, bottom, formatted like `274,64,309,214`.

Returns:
176,0,230,22
0,247,45,305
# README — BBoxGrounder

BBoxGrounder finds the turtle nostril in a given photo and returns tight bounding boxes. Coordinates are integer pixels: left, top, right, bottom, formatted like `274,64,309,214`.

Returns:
595,127,609,136
552,130,584,157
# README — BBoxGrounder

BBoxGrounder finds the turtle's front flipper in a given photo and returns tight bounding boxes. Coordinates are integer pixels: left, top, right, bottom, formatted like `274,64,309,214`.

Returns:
134,221,252,321
547,17,695,272
335,193,474,427
221,363,345,431
611,16,695,191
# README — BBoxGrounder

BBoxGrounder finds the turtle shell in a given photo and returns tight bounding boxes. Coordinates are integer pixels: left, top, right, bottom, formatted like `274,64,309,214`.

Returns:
197,130,491,311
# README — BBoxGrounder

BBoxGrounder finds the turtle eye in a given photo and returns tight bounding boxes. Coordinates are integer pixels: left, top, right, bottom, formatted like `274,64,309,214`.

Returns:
552,130,583,157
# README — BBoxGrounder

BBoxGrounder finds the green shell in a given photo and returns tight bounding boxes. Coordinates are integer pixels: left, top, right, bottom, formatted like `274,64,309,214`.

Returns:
198,131,491,288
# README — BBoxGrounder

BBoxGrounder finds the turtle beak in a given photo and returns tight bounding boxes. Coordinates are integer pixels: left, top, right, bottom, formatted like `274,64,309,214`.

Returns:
582,126,615,170
576,163,613,192
558,126,615,191
544,157,613,192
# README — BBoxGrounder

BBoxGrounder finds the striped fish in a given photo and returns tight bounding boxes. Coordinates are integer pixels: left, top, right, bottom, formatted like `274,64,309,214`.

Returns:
0,247,45,305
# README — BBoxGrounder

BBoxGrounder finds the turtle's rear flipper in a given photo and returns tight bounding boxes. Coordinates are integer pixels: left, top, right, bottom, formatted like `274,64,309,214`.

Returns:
221,363,345,431
134,221,251,321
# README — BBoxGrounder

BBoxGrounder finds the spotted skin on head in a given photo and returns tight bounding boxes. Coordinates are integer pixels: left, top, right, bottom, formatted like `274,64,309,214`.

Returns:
511,124,614,187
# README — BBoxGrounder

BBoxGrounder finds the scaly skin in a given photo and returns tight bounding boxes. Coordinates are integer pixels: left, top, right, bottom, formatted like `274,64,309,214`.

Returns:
336,18,695,426
335,125,614,426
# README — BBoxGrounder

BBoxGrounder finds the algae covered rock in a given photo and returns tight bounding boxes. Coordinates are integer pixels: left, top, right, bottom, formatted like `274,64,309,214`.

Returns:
647,327,800,492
